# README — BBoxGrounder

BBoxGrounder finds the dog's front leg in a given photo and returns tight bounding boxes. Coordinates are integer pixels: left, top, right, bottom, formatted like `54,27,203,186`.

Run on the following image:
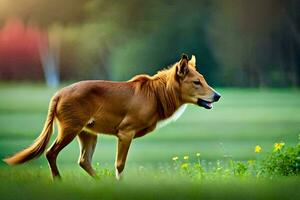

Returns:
115,130,135,180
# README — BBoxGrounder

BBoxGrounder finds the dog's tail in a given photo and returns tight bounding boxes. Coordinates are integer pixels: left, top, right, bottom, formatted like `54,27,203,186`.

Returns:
3,95,59,165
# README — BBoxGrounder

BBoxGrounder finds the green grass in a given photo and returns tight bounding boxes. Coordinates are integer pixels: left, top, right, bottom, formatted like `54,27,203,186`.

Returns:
0,166,300,200
0,84,299,199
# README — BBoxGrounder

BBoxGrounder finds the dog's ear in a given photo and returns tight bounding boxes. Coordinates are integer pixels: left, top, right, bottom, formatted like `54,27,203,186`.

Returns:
189,55,196,68
177,54,189,78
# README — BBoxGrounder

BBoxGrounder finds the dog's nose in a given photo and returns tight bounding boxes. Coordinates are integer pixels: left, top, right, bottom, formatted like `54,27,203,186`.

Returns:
213,92,221,102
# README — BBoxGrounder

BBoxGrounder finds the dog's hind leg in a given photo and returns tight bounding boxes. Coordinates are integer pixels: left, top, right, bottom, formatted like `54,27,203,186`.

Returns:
77,131,97,177
46,125,81,179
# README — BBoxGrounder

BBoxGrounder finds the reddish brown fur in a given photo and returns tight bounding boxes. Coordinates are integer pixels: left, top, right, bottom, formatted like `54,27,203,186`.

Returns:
3,54,220,180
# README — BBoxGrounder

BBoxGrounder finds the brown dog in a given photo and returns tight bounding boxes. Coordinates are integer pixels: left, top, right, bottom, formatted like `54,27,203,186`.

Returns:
3,54,220,180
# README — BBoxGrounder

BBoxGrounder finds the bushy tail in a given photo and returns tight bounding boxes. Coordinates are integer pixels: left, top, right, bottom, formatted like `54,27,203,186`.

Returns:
3,95,59,165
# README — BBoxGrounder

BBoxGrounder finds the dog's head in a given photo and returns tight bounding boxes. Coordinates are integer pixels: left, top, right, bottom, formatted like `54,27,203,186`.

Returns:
175,54,221,109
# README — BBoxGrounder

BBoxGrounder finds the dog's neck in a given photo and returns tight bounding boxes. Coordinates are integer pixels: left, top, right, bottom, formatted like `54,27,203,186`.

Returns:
151,74,181,120
129,66,182,120
143,66,182,120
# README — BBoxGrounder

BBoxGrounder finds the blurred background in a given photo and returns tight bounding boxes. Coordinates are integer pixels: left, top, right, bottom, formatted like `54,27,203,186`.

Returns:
0,0,299,87
0,0,299,168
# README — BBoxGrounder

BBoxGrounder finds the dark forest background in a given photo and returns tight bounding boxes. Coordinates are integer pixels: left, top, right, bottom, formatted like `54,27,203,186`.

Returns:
0,0,299,87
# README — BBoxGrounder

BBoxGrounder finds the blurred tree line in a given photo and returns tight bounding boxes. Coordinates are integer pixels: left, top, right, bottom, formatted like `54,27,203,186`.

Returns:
0,0,299,87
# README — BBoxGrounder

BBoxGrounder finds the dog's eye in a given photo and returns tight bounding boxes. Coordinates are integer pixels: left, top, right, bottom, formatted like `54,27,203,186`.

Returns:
193,81,201,86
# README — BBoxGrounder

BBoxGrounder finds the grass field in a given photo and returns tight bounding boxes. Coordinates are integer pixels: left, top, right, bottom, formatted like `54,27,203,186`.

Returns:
0,83,299,199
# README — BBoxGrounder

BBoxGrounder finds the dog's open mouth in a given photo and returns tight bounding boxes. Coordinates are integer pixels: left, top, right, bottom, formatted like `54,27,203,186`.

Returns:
197,99,213,109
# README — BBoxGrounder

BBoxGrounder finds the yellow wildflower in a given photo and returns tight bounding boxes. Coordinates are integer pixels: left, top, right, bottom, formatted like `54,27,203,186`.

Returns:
274,142,285,152
196,153,201,157
181,163,189,170
255,145,262,153
183,155,189,160
247,160,255,165
172,156,179,161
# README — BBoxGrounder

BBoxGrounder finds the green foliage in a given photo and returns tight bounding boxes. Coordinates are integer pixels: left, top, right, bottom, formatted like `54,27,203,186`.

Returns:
170,140,300,179
1,1,299,86
0,167,300,200
261,142,300,176
95,162,114,177
231,161,248,177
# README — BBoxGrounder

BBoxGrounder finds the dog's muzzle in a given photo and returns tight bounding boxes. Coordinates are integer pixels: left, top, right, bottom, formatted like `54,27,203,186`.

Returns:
197,99,213,109
197,92,221,109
